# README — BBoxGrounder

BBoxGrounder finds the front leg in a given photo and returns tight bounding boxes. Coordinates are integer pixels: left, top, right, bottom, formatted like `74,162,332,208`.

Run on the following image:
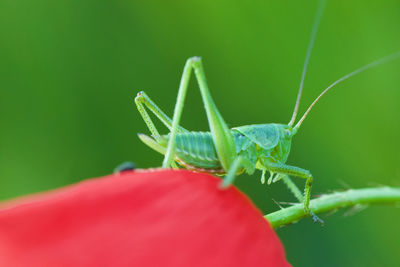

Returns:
265,162,323,224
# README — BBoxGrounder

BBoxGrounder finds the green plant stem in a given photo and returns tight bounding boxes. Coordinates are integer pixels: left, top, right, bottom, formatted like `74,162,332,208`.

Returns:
265,187,400,228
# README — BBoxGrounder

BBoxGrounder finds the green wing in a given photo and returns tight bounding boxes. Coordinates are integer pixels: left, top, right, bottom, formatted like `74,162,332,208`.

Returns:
232,124,280,150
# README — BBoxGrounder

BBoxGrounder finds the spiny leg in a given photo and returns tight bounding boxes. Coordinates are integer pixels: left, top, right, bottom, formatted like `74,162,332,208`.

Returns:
135,92,160,138
163,57,237,173
135,91,185,169
135,91,188,138
265,162,323,224
281,174,304,203
261,172,305,207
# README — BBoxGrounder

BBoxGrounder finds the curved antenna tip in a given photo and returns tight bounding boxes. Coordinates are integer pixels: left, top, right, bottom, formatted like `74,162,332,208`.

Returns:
294,50,400,130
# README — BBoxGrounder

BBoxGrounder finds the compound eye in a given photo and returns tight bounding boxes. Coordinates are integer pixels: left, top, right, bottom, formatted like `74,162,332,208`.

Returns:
284,129,291,137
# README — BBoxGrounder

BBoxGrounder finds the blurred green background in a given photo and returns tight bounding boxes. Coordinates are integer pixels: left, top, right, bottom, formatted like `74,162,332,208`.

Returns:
0,0,399,266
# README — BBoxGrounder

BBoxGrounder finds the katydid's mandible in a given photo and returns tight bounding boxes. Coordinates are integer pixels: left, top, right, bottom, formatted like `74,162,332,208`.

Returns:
135,0,400,223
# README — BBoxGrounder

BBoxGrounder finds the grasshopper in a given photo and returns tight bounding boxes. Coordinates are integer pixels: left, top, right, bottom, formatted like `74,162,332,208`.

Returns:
135,0,399,222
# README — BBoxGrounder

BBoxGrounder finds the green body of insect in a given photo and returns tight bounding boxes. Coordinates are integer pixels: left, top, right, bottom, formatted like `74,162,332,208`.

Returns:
134,0,400,222
138,123,294,179
135,53,319,219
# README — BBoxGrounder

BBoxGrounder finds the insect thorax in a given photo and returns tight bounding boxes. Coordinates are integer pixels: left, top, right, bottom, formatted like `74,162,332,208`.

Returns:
232,123,293,169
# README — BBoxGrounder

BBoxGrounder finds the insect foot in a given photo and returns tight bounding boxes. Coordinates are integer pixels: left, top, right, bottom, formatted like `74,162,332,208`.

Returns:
308,208,324,225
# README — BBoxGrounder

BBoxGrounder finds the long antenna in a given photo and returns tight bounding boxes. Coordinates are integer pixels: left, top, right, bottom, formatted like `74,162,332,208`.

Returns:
288,0,327,127
294,50,400,131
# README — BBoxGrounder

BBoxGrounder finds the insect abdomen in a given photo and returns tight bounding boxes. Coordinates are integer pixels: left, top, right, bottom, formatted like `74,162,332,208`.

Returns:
162,131,223,171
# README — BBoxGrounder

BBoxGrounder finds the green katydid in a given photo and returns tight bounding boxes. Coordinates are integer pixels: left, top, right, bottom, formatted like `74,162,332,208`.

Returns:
135,0,400,222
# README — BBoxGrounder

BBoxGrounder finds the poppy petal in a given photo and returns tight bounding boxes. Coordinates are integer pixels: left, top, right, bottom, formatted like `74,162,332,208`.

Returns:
0,169,290,267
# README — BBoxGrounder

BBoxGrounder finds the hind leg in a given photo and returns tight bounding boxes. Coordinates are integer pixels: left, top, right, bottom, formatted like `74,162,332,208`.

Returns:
135,91,188,138
162,57,236,173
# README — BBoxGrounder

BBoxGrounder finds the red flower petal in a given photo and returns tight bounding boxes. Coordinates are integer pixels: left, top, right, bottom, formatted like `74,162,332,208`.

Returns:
0,169,290,267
